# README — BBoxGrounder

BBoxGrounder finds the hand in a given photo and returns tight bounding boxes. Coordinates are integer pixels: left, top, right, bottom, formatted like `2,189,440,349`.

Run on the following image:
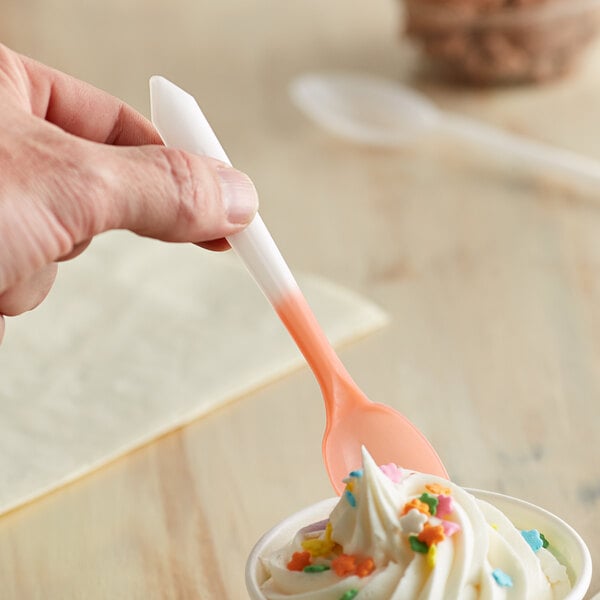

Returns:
0,45,258,343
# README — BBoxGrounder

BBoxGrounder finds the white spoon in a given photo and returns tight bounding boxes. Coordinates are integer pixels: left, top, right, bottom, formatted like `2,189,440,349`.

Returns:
290,72,600,185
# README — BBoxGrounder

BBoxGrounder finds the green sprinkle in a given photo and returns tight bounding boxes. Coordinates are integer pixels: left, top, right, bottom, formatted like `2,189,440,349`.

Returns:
540,533,550,549
419,493,439,516
339,590,359,600
303,564,331,573
409,535,429,553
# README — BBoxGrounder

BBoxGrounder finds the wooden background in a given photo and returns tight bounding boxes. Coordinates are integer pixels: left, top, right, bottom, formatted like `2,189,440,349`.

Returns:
1,0,600,597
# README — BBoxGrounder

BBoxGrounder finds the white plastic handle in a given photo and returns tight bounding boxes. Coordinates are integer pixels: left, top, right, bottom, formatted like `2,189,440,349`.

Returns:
442,113,600,185
149,75,299,305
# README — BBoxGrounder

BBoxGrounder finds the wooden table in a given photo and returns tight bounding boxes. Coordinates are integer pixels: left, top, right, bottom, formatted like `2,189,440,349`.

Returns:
2,0,600,597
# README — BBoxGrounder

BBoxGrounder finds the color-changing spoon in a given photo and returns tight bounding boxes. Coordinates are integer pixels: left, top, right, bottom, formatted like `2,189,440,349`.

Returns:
149,76,447,493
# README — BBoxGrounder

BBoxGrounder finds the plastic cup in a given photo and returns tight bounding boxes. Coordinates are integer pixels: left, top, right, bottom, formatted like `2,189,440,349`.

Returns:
246,491,592,600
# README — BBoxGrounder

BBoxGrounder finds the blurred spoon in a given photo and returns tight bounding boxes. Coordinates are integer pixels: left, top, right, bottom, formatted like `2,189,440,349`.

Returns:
150,76,447,493
290,72,600,185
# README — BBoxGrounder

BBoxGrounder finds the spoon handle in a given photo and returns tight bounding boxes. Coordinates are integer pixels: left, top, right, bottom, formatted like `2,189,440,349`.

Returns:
149,76,344,389
442,113,600,186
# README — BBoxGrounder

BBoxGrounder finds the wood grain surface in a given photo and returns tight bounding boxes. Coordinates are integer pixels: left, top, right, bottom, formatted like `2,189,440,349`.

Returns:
2,0,600,597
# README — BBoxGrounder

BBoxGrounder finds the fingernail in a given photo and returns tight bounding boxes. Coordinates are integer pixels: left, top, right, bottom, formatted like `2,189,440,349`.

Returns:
217,167,258,224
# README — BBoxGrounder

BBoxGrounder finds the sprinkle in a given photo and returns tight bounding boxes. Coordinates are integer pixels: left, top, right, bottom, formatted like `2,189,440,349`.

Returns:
418,524,445,547
356,558,375,578
540,533,550,549
303,564,331,573
324,522,334,543
399,509,428,534
441,520,461,537
287,551,311,571
427,544,437,568
425,483,452,495
419,493,439,516
490,523,499,530
339,590,359,600
492,569,513,588
435,495,454,518
402,498,431,516
345,490,357,508
302,537,335,558
332,554,357,577
409,535,429,553
380,463,403,483
345,480,356,493
521,529,544,553
349,470,363,478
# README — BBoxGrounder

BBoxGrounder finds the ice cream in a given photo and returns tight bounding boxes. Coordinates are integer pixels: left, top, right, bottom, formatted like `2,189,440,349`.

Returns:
258,447,572,599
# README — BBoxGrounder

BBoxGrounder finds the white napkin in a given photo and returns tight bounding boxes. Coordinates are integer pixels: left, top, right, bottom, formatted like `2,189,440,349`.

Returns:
0,231,387,515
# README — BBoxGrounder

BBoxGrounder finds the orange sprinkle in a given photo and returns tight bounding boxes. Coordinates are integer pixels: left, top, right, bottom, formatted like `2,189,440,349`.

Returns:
402,499,431,516
287,551,311,571
332,554,357,577
356,558,375,578
425,483,452,496
418,524,446,547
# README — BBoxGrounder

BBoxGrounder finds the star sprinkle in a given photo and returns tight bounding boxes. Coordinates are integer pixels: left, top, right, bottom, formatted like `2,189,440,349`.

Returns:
355,558,375,578
440,520,461,537
409,535,429,553
492,569,513,588
332,554,357,577
399,508,428,534
419,493,439,516
380,463,403,483
521,529,544,553
402,498,431,516
287,551,312,571
435,494,454,518
418,524,446,547
425,483,452,496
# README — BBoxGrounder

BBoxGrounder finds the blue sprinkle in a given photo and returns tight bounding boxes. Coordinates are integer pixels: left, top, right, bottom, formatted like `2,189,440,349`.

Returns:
344,490,357,507
492,569,513,588
349,469,363,478
521,529,543,553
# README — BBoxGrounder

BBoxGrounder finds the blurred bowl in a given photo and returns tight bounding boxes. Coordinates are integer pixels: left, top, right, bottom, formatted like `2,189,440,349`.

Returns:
402,0,600,85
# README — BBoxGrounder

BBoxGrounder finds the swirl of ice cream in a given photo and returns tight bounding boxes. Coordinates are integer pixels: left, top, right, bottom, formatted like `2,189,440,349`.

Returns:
259,448,571,599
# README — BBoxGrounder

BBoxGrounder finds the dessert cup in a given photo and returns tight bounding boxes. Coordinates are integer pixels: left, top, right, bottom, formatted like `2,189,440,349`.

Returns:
246,491,592,599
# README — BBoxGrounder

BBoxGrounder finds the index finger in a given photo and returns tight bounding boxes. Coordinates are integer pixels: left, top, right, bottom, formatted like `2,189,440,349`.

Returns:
18,49,160,146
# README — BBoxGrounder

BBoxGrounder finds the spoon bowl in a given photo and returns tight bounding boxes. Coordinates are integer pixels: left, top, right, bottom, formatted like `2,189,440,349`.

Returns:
150,76,448,493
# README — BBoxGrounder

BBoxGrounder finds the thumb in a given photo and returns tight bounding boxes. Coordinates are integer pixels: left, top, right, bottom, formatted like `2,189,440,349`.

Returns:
51,140,259,246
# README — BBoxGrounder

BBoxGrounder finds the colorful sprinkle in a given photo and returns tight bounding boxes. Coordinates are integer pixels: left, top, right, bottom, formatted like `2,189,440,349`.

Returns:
427,544,437,568
435,494,454,518
287,551,311,571
380,463,403,483
409,535,429,554
419,493,439,516
418,524,445,547
345,490,357,508
349,470,363,478
540,533,550,549
425,483,452,495
339,590,359,600
399,508,428,534
402,498,431,516
355,558,375,578
521,529,544,553
492,569,513,588
303,564,331,573
332,554,357,577
441,520,461,537
302,537,335,558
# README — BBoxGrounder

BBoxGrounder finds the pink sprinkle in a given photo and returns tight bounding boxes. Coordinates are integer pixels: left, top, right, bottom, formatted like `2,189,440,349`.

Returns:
441,521,461,537
380,463,403,483
436,494,454,518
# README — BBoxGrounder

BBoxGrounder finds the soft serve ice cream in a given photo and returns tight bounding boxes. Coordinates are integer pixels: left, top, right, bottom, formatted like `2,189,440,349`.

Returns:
259,448,571,599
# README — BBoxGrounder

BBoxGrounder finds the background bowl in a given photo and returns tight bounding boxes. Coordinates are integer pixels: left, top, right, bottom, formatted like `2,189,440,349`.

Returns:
402,0,600,85
246,491,592,600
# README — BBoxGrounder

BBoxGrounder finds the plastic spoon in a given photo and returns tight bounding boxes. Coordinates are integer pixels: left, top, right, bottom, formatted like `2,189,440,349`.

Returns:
149,76,447,493
290,72,600,185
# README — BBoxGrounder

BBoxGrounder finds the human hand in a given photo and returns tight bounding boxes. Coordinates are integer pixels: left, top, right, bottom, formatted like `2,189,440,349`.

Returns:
0,45,258,343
